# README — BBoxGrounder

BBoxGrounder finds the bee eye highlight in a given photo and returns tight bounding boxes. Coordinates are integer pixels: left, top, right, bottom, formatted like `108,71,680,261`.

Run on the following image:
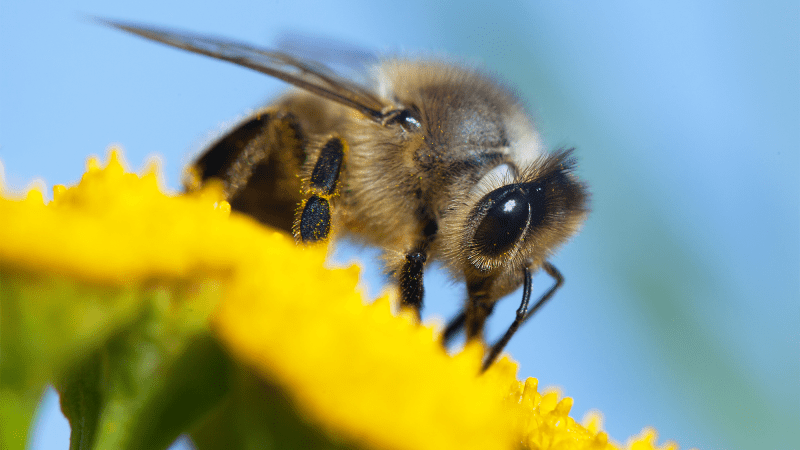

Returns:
384,108,422,131
472,186,531,257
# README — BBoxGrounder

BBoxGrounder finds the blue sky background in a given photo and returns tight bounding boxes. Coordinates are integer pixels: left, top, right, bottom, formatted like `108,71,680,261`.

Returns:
3,1,798,449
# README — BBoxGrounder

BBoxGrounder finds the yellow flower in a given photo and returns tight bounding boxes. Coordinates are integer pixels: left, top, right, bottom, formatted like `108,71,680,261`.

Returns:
0,151,679,450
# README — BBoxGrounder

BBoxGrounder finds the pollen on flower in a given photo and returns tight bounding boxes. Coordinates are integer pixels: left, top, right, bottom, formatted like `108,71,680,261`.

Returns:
216,200,231,214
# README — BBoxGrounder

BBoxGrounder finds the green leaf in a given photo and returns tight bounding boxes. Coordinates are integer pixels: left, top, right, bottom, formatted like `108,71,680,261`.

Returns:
1,270,145,450
56,280,223,450
1,267,225,449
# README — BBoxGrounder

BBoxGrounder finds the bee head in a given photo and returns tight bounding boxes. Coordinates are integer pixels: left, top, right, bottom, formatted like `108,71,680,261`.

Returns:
438,149,589,283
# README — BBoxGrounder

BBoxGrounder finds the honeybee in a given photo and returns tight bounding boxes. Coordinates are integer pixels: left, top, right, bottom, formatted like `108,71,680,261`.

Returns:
103,20,590,370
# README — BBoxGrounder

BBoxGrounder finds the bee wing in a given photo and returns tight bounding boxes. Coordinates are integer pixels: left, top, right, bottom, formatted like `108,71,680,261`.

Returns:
98,19,389,121
273,31,378,84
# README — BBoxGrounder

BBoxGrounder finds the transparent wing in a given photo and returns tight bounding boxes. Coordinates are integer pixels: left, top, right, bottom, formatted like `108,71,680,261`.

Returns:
273,31,379,87
97,18,389,121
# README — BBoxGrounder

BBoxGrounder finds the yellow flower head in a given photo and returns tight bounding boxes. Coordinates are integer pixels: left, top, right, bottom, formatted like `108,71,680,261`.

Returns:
0,151,678,450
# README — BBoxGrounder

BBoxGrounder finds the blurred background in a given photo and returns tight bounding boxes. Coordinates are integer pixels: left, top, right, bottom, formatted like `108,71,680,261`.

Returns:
2,1,797,449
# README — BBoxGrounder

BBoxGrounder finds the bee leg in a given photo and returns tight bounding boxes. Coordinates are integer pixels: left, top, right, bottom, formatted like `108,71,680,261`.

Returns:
441,311,466,347
186,111,306,232
481,262,563,371
464,280,497,345
398,251,427,321
298,196,332,242
297,137,346,242
185,113,273,195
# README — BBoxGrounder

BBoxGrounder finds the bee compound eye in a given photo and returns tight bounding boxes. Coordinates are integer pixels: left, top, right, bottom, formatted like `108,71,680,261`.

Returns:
472,187,530,257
